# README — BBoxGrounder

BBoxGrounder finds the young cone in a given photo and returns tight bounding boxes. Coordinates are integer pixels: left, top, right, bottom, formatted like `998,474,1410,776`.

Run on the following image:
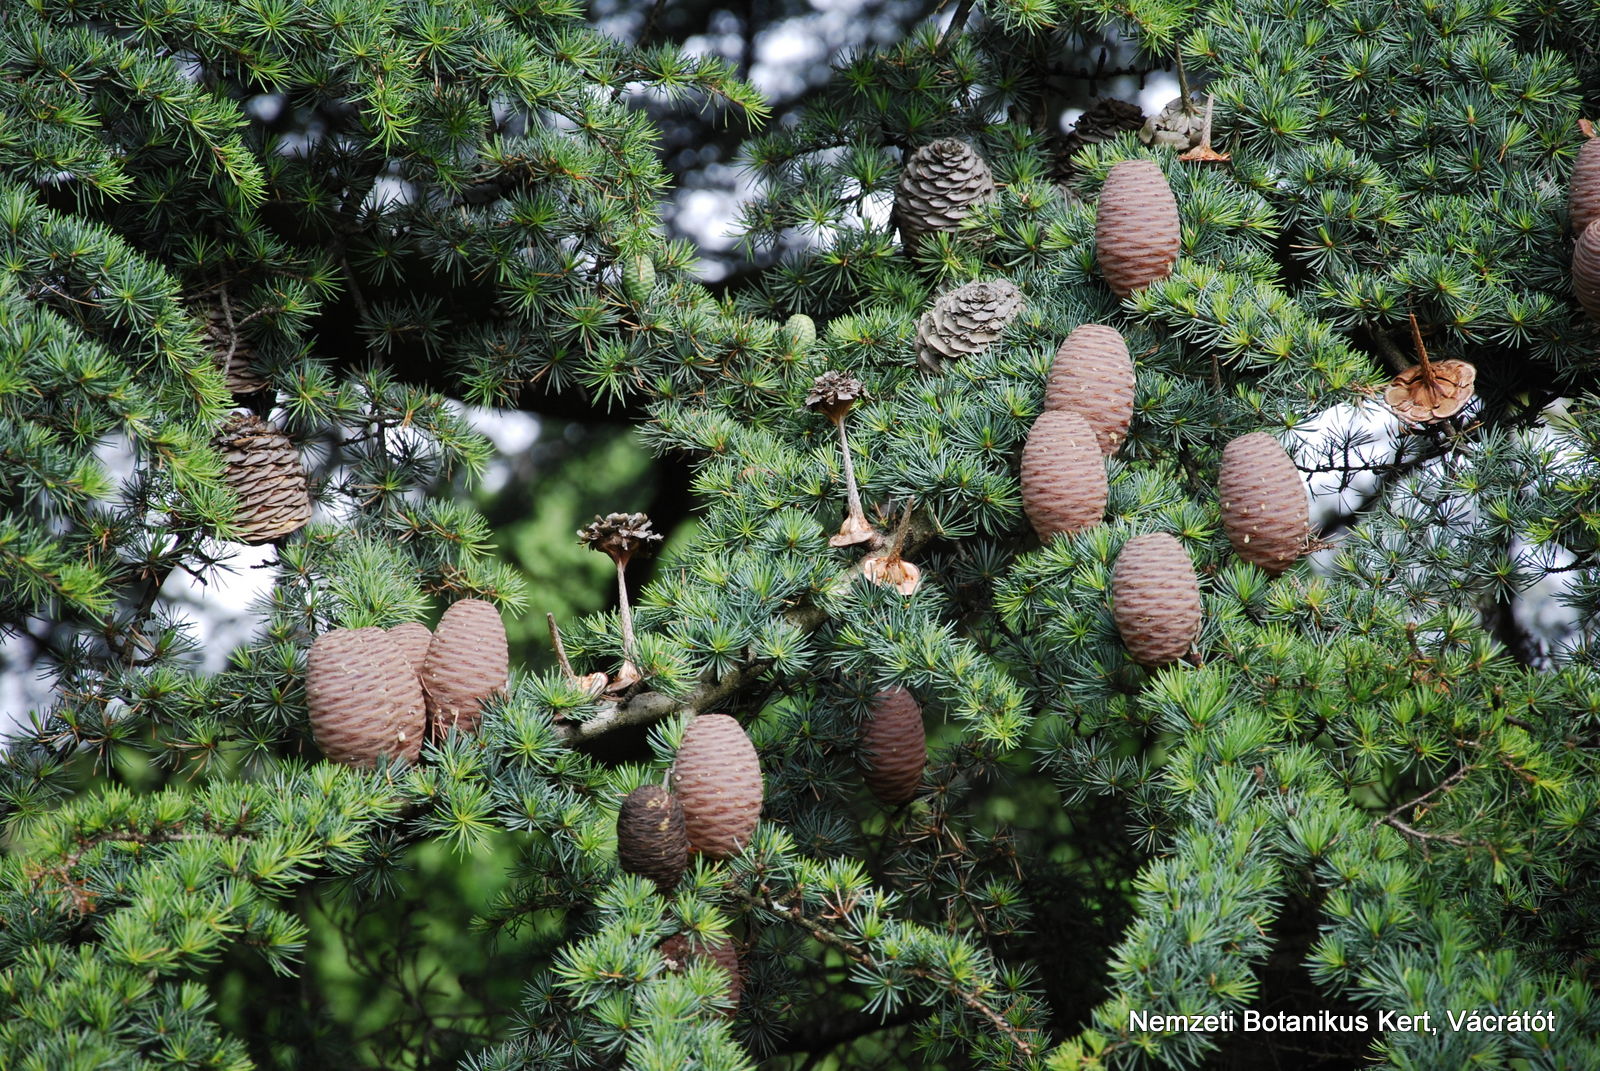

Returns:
421,599,508,737
860,687,926,805
1020,409,1107,542
616,784,689,891
1044,325,1135,456
1574,220,1600,320
306,628,425,767
915,279,1023,372
1095,160,1181,297
1218,432,1310,575
660,933,743,1014
213,413,312,545
672,713,763,858
621,254,655,302
1571,131,1600,237
784,312,817,349
1111,534,1203,666
894,138,996,254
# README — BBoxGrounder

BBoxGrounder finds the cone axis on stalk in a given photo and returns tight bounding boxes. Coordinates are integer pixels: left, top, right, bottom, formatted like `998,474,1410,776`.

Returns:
421,598,508,737
306,627,425,767
1218,432,1310,575
859,687,926,806
1095,160,1181,297
1111,534,1203,667
1020,409,1107,542
213,412,312,544
915,279,1023,373
893,138,996,254
672,713,763,858
1044,325,1135,456
616,784,689,891
579,512,664,691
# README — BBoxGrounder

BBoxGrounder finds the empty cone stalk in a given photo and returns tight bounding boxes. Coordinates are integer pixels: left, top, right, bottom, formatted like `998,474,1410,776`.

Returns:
1218,432,1310,575
1095,159,1181,298
214,413,311,544
617,784,689,890
1044,325,1135,455
1111,533,1203,666
422,599,508,737
1020,409,1107,542
672,713,763,858
1572,138,1600,237
307,627,425,767
1575,220,1600,319
861,688,925,805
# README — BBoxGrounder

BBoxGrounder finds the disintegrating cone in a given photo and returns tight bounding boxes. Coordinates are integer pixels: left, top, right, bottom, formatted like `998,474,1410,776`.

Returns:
1020,409,1107,542
200,303,268,396
660,933,743,1014
1218,432,1310,575
1571,136,1600,237
894,139,997,253
1095,160,1181,298
915,279,1024,372
1139,95,1206,151
1574,220,1600,319
672,713,763,859
1111,534,1203,666
386,622,432,677
214,413,311,544
860,688,925,805
622,254,655,302
421,599,508,737
306,627,425,767
1056,99,1147,168
1383,359,1477,425
616,784,689,891
1044,325,1135,455
784,313,817,349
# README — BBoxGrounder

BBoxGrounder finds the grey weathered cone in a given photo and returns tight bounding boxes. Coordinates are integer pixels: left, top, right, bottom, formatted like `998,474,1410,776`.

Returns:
214,413,311,544
1111,533,1203,667
894,138,996,254
1044,325,1135,456
1020,409,1107,542
387,622,432,677
616,784,689,891
860,687,925,806
672,713,763,859
1571,136,1600,237
1574,220,1600,319
660,933,742,1014
306,627,425,767
421,598,508,737
1095,160,1181,298
201,303,268,396
1218,432,1310,575
915,279,1024,373
1139,94,1207,151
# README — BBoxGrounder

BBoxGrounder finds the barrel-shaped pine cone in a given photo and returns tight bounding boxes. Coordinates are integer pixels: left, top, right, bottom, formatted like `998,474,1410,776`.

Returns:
894,138,997,252
214,413,311,544
387,622,432,677
660,933,743,1014
1218,432,1310,575
1044,325,1135,456
1572,138,1600,237
1574,220,1600,319
860,688,926,806
672,713,763,859
1020,409,1107,542
1095,160,1181,298
421,599,508,738
617,784,689,890
1111,534,1203,667
306,628,425,767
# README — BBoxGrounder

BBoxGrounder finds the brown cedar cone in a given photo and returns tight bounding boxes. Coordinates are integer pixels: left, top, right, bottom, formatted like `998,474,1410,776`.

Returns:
1383,359,1477,425
200,303,268,396
672,713,763,859
1574,220,1600,319
1044,325,1135,456
1095,160,1181,298
894,138,996,254
386,622,432,676
214,413,311,544
306,627,425,767
660,933,742,1014
1020,409,1107,542
1218,432,1310,575
1571,135,1600,237
1054,99,1147,172
860,687,925,805
1139,94,1207,151
1111,534,1203,666
421,598,508,737
616,784,689,890
915,279,1024,373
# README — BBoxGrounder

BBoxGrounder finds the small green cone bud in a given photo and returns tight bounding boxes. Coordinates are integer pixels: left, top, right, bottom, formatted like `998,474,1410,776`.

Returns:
622,254,655,303
783,313,816,349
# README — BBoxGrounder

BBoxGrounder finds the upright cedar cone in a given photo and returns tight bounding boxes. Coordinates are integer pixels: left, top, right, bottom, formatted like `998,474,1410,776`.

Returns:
672,713,763,858
1044,325,1135,456
1095,160,1181,298
306,628,425,767
894,138,996,253
1574,220,1600,319
200,303,267,395
1218,432,1310,575
214,413,311,544
386,622,432,677
1020,409,1107,542
860,688,926,805
616,784,689,890
1111,534,1203,666
1571,135,1600,237
915,279,1024,372
421,599,508,737
660,933,742,1014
